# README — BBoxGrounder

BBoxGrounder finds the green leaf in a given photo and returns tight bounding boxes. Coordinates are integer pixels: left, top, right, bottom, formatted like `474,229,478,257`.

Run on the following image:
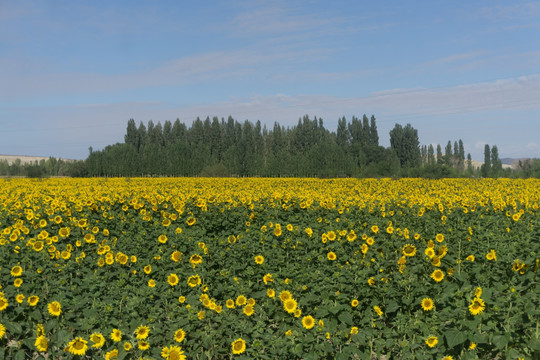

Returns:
4,322,23,335
338,311,353,326
528,338,540,351
445,329,467,348
14,351,25,360
492,334,509,349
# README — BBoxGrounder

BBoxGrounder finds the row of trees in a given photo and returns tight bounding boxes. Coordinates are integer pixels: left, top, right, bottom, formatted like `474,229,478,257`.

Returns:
4,115,539,178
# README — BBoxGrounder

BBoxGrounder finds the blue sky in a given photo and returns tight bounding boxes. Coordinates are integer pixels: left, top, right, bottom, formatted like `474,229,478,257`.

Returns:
1,0,539,161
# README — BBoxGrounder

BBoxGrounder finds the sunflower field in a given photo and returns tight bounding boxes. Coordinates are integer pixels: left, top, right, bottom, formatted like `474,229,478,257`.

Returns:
0,177,539,360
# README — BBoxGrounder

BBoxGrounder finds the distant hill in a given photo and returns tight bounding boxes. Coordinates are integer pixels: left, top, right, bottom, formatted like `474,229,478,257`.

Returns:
0,155,75,165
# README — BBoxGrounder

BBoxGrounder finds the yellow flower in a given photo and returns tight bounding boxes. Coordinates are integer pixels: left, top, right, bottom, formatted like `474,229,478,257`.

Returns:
425,336,438,348
66,337,88,356
327,251,337,261
0,323,6,338
174,328,186,343
466,254,475,262
135,325,150,340
187,275,201,287
243,305,254,316
486,249,497,261
469,341,477,350
468,297,485,316
11,265,23,277
124,342,132,351
279,290,292,302
350,326,359,335
302,315,315,329
16,294,25,303
111,328,122,342
267,289,275,298
186,217,196,226
402,244,416,257
285,329,292,336
144,264,152,274
374,306,383,316
28,295,39,306
35,335,48,352
351,299,359,307
138,340,150,350
104,349,118,360
371,225,379,233
168,273,179,286
47,301,62,316
161,345,186,360
148,279,156,287
283,298,297,313
431,269,445,282
435,233,444,242
178,296,186,304
226,299,235,308
158,234,168,243
236,295,247,307
232,338,246,355
190,254,203,266
90,332,105,348
255,255,264,264
421,298,434,311
171,250,183,262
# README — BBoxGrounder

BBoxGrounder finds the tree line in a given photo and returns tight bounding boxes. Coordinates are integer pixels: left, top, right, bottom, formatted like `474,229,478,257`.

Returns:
2,115,539,178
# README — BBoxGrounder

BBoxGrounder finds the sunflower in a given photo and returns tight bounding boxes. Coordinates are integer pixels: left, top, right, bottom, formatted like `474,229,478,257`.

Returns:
327,251,337,261
327,231,337,241
366,237,375,246
225,299,235,308
236,295,247,307
351,299,359,307
48,301,62,316
171,251,183,262
283,298,297,313
187,275,201,287
148,279,156,287
431,269,445,282
0,297,7,311
442,356,454,360
402,244,417,257
302,315,315,329
425,336,438,348
286,223,294,231
66,337,88,356
0,323,5,338
33,241,44,252
421,298,434,311
186,217,196,226
347,231,357,242
254,255,264,265
58,227,70,238
486,249,497,261
124,342,132,351
178,296,186,304
368,277,375,286
190,254,203,266
386,226,394,234
435,233,444,242
371,225,379,233
90,332,106,348
105,349,118,360
425,248,435,258
28,295,39,306
138,340,150,350
374,306,383,317
468,297,485,316
11,265,23,277
174,328,186,343
350,326,359,335
274,225,282,237
474,287,482,298
263,273,273,285
135,325,150,340
111,328,122,342
243,305,255,316
34,335,48,352
279,290,292,302
158,234,168,244
16,294,25,303
168,273,179,286
231,338,246,355
267,289,275,298
144,264,152,274
361,244,369,254
466,254,475,262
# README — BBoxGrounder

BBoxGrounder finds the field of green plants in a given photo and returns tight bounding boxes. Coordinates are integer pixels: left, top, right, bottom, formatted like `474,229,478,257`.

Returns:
0,178,539,359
